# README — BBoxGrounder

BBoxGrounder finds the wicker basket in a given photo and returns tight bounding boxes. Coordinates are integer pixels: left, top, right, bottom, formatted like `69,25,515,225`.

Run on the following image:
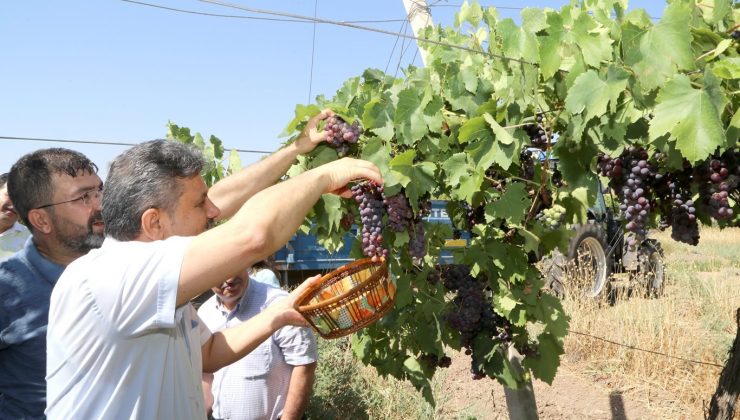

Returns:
296,257,395,339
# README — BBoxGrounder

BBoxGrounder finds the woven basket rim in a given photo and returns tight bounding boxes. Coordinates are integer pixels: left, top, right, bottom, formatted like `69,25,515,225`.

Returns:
296,257,388,313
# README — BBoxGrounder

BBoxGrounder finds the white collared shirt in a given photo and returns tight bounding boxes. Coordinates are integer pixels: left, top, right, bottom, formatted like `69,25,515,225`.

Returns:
46,236,211,420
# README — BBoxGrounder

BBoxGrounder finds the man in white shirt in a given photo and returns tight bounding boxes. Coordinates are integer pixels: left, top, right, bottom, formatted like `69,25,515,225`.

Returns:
0,172,30,259
46,110,382,419
200,271,317,420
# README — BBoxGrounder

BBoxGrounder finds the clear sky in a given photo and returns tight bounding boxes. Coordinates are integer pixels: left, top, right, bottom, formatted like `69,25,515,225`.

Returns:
0,0,664,176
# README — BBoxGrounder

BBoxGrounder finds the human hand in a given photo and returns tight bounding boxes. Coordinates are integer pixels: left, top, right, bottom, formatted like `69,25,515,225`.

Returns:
316,158,383,198
266,275,322,327
293,109,335,154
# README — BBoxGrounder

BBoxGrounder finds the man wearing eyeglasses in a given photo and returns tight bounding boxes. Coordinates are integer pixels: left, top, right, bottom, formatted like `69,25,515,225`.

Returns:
0,148,103,419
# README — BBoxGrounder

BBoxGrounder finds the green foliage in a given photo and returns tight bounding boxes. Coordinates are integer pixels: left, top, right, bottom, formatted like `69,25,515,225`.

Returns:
283,0,739,406
166,122,242,186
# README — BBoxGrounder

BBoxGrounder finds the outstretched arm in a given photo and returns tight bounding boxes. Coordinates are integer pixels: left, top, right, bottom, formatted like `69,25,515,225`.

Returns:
280,362,317,420
178,157,382,306
208,109,333,221
201,276,319,372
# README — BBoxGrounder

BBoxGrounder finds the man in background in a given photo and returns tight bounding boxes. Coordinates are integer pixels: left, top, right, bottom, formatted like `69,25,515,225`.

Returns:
199,269,317,420
0,149,103,419
0,172,30,259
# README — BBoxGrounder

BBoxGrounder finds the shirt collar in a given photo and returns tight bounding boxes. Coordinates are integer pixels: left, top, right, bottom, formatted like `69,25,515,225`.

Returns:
21,236,65,286
215,279,252,316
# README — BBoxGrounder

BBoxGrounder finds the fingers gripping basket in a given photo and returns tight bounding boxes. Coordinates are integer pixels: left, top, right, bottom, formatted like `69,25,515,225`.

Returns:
297,258,395,339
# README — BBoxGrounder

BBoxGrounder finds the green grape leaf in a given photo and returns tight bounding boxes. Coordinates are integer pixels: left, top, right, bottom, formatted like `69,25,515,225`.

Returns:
649,74,725,163
711,57,740,80
441,152,470,187
389,151,436,210
572,13,613,68
403,357,435,406
458,116,490,144
499,19,540,62
565,70,610,122
521,7,548,33
227,149,242,175
363,98,395,141
622,2,694,91
483,113,515,145
394,88,421,125
523,332,563,385
209,135,224,160
486,183,530,225
455,1,483,27
280,104,321,137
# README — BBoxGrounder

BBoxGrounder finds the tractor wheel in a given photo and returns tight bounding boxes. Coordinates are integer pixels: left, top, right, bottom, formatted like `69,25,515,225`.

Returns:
545,222,612,299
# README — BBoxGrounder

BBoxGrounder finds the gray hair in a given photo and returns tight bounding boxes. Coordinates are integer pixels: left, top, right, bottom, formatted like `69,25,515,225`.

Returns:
8,148,98,229
103,139,204,241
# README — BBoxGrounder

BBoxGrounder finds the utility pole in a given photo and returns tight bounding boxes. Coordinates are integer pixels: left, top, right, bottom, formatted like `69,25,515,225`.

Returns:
401,0,433,66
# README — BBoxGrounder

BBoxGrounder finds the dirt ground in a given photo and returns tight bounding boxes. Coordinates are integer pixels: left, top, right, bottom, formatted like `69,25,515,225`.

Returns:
432,350,674,420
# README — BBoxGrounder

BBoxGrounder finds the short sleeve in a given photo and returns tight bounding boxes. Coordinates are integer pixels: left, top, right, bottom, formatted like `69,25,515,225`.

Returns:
273,325,318,366
82,236,193,336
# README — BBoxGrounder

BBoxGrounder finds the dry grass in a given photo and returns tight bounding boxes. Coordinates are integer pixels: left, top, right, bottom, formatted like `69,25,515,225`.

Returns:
560,226,740,419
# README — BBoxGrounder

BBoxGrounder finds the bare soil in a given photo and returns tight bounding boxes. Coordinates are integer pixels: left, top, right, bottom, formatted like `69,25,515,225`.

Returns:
432,350,672,420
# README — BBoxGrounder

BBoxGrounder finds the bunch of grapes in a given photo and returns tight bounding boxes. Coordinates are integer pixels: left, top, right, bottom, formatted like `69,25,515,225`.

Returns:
351,181,388,261
461,202,486,231
419,353,452,370
699,157,735,221
524,114,548,148
384,193,414,232
440,265,510,380
520,149,536,180
409,221,426,264
536,204,566,229
668,182,700,245
600,147,658,247
323,115,362,157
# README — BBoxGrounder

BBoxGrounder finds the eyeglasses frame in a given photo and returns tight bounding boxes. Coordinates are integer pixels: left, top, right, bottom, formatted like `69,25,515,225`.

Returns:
34,186,104,210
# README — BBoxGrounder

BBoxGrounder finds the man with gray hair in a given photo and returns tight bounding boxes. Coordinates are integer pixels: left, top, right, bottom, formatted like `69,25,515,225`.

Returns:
46,110,382,419
0,149,103,419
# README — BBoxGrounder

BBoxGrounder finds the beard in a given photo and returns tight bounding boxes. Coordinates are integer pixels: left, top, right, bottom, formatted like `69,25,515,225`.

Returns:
51,210,105,255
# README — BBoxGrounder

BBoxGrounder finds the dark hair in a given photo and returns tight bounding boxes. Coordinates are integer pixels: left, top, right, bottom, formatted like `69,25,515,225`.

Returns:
8,149,98,228
0,173,8,188
103,139,204,241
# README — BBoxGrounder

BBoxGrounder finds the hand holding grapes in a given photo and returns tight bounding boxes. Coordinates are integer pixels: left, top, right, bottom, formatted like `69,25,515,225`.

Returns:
293,108,335,154
316,157,383,198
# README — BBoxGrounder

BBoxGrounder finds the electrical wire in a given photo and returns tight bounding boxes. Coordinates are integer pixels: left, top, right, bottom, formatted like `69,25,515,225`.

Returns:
120,0,406,24
0,136,271,154
193,0,540,67
308,0,318,103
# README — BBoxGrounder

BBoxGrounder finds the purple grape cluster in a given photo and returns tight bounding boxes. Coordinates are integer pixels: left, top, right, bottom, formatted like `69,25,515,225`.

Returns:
384,193,427,263
524,114,548,148
351,182,388,261
408,222,426,264
419,353,452,370
668,181,700,245
520,149,535,180
599,147,657,247
438,265,510,380
384,194,414,232
701,158,734,221
324,115,362,157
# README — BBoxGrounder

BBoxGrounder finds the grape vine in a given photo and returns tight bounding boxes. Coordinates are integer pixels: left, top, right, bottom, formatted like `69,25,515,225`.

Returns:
280,0,738,404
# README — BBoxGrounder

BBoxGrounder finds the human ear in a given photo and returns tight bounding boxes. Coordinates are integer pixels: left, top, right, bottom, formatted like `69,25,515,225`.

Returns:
27,209,53,234
140,208,166,241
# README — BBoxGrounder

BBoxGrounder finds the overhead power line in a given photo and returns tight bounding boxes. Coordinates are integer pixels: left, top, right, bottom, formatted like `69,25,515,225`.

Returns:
120,0,406,24
191,0,539,67
0,136,272,155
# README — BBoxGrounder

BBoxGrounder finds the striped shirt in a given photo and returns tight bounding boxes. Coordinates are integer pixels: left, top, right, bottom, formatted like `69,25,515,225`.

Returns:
198,280,317,420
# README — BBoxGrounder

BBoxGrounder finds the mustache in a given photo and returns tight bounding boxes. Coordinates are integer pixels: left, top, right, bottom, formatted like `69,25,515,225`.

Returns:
88,211,104,229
